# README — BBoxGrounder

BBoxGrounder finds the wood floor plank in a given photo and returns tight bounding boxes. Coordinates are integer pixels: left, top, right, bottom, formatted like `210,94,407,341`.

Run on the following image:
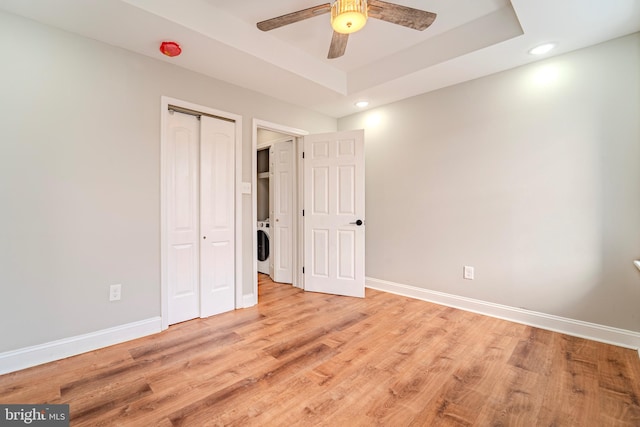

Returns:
597,344,640,426
392,315,511,426
534,334,603,426
167,343,338,426
1,273,639,426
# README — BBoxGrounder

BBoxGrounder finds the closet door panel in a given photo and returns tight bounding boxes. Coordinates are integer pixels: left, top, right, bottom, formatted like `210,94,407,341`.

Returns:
200,115,235,317
166,112,200,325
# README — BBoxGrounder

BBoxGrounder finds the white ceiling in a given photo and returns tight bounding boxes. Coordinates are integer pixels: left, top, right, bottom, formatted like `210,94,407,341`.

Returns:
1,0,639,118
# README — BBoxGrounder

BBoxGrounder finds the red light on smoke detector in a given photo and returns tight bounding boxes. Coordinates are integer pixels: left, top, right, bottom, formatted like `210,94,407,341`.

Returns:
160,41,181,57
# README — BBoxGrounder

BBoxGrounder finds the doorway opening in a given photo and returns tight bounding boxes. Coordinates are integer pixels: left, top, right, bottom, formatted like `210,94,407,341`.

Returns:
251,122,366,305
251,120,308,304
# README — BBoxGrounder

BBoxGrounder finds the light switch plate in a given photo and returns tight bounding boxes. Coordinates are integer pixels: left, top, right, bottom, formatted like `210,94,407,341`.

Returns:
241,182,251,194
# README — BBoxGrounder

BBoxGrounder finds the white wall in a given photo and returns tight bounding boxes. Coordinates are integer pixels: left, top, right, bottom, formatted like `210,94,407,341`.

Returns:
339,33,640,332
0,11,336,353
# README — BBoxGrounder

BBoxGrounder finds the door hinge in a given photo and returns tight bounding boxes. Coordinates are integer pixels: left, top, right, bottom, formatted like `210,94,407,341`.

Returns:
302,267,305,274
302,152,305,159
302,209,305,216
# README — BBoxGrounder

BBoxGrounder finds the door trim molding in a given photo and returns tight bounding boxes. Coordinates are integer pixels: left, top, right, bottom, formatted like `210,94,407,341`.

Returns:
160,96,242,330
251,119,308,306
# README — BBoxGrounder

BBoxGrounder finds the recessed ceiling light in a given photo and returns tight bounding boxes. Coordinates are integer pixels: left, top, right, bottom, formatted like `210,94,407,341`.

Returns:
355,100,369,108
529,43,556,56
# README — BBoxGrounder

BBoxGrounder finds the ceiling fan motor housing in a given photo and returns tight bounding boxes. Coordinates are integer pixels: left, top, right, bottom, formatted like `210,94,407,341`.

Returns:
331,0,368,34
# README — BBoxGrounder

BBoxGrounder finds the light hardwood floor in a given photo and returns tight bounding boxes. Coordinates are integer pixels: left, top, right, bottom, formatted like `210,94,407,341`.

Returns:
1,274,639,426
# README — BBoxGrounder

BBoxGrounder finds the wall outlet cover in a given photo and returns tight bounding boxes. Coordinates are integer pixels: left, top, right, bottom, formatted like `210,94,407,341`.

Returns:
463,266,474,280
109,284,122,301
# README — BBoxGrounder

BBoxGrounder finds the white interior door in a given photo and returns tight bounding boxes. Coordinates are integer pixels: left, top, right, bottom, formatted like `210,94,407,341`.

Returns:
199,115,236,317
166,111,235,325
166,112,200,324
303,130,365,298
271,140,294,284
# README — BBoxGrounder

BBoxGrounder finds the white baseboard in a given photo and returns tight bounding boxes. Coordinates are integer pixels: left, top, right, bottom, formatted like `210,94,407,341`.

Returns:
366,277,640,351
242,293,257,308
0,317,162,375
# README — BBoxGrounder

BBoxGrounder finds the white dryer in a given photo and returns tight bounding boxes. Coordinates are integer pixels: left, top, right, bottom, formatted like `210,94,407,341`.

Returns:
257,220,271,275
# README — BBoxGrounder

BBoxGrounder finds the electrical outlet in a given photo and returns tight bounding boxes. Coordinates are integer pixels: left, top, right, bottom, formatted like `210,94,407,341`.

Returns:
463,266,474,280
109,284,122,301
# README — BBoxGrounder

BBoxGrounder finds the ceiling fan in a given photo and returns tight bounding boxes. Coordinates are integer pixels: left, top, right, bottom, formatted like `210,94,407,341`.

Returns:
257,0,437,59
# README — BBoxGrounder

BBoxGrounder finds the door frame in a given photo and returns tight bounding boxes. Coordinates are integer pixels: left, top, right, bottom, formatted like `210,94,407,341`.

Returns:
160,96,243,331
251,119,308,305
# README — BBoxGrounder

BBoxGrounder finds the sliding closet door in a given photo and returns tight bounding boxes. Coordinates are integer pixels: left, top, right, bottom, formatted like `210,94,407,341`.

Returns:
166,110,235,325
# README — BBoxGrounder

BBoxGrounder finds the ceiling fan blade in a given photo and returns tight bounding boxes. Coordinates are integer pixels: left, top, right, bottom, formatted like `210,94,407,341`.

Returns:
257,3,331,31
328,31,349,59
368,0,437,31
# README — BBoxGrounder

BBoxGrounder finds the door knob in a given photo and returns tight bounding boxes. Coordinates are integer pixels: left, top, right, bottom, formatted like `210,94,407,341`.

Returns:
203,236,207,239
350,219,364,226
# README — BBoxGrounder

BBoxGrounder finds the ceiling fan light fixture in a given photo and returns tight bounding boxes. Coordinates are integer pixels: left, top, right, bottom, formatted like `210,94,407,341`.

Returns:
331,0,368,34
